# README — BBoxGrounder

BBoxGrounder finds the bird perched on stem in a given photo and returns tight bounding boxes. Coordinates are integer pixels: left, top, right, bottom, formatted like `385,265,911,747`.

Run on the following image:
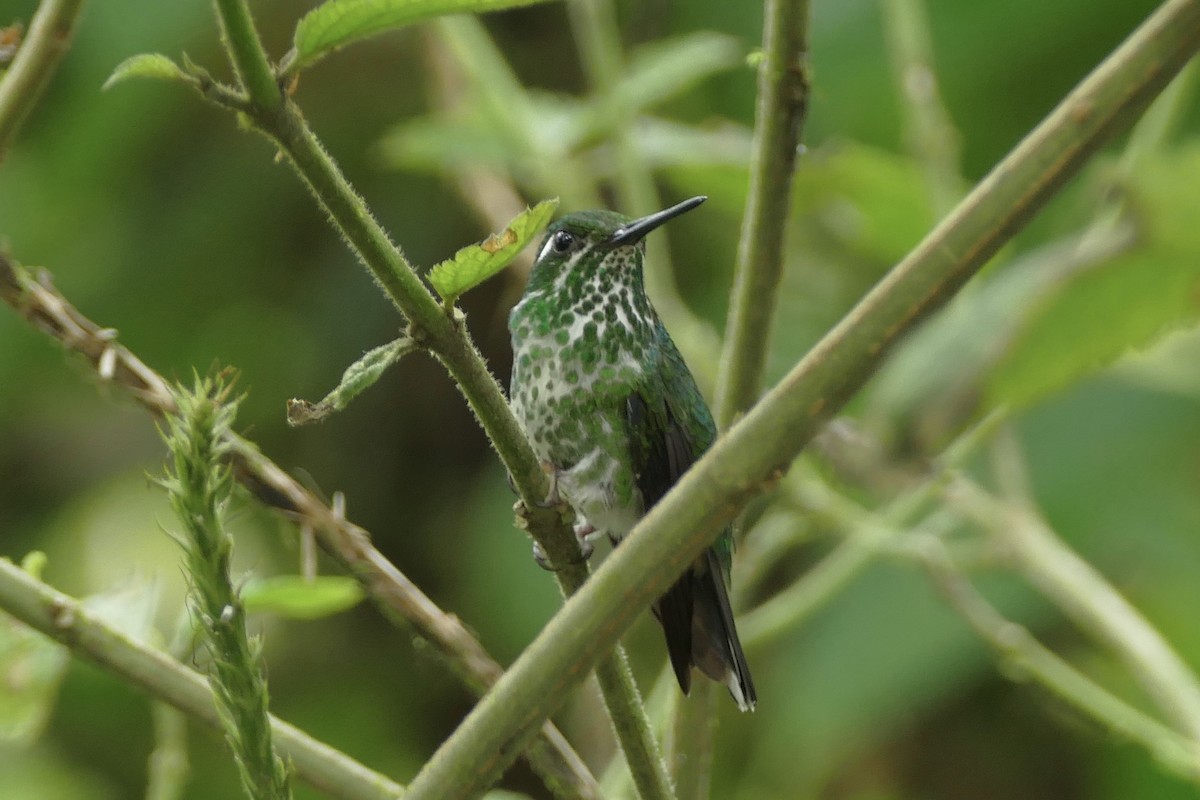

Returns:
509,196,756,711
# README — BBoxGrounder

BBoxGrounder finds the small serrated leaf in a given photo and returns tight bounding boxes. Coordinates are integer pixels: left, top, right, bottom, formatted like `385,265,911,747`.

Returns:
288,337,416,426
428,198,557,305
289,0,559,74
103,53,187,91
242,576,365,620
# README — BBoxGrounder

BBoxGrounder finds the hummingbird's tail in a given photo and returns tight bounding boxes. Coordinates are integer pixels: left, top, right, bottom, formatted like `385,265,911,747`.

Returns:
657,548,757,712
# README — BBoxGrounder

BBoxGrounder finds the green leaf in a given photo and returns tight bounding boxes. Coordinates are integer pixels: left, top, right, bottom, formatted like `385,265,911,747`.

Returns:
103,53,187,91
288,0,559,74
565,33,744,150
986,147,1200,410
616,33,743,120
242,576,365,620
376,114,515,174
0,577,69,744
427,199,557,305
288,337,416,426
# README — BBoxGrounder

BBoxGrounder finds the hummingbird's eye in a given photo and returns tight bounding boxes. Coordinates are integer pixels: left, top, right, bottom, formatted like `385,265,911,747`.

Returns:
552,230,576,254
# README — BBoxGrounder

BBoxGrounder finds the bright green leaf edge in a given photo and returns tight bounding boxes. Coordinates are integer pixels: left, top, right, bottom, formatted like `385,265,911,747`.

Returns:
242,576,365,620
428,198,558,305
103,53,186,91
287,0,560,74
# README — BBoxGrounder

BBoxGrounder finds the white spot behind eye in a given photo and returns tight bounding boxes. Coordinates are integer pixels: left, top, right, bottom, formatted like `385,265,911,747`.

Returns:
537,235,558,264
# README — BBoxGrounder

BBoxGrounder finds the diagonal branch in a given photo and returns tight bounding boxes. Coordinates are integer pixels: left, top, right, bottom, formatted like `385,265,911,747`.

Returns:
0,253,599,800
400,2,1200,796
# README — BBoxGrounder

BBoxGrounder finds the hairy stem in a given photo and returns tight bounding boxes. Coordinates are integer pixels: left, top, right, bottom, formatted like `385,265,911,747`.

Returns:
161,380,292,800
211,0,281,113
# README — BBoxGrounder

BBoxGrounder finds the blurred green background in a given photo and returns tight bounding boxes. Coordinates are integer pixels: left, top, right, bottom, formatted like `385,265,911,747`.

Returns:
3,0,1200,798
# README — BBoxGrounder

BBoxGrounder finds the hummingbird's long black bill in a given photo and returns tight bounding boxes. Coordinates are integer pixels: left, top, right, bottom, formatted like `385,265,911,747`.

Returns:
606,195,707,247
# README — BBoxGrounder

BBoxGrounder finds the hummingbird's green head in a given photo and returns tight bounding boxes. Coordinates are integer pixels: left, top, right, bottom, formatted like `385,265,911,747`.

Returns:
523,196,706,297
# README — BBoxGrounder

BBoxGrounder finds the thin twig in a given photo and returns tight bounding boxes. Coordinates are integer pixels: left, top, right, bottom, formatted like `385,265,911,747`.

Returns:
0,0,86,160
950,476,1200,743
0,252,599,800
713,0,811,425
916,536,1200,783
0,558,404,800
400,5,1200,795
881,0,963,217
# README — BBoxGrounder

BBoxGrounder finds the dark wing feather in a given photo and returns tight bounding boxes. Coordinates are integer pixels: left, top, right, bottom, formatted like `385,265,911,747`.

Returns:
624,391,697,693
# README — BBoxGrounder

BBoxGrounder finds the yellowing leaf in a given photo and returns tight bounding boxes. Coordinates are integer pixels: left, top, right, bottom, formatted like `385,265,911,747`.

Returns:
428,199,557,305
481,229,517,254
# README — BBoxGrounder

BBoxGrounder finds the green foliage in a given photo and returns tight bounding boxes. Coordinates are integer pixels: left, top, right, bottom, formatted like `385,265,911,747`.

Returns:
5,0,1200,798
378,28,747,184
102,53,186,90
427,199,557,305
987,147,1200,410
286,0,560,74
0,563,69,745
287,337,416,425
242,576,365,620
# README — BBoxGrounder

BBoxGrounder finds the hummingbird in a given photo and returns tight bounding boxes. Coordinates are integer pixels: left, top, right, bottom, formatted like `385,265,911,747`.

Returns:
508,196,756,711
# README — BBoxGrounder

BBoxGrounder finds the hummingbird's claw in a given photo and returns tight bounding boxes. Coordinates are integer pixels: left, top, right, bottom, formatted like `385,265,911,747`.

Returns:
537,461,561,508
531,535,594,571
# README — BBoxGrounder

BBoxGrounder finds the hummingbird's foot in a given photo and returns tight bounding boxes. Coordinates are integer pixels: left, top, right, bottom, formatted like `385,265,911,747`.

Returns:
531,533,595,571
537,461,562,507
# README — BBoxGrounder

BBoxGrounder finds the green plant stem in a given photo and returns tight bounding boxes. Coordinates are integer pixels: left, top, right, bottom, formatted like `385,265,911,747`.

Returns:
590,647,674,800
664,0,810,788
400,4,1200,796
951,478,1200,742
163,383,292,800
0,253,599,800
0,558,404,800
567,0,722,392
0,0,86,160
916,538,1200,782
147,701,191,800
211,0,281,113
881,0,963,217
713,0,811,426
